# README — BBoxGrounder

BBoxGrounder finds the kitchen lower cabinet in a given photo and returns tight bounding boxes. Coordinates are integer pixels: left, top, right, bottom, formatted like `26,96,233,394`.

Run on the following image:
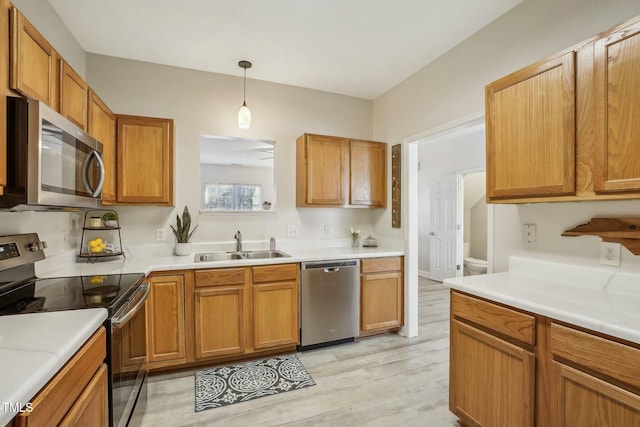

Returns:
146,273,186,368
450,291,535,427
450,290,640,427
194,267,246,359
360,257,403,334
252,264,299,349
14,327,107,427
549,323,640,426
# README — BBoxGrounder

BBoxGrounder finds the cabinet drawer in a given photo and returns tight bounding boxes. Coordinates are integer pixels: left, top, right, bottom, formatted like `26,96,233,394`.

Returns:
15,327,106,427
195,268,245,288
361,257,402,273
252,263,298,284
550,322,640,390
451,291,535,345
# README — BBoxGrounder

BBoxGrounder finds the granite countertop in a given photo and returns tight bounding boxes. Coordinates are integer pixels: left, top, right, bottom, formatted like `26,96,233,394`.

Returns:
444,255,640,345
0,309,108,425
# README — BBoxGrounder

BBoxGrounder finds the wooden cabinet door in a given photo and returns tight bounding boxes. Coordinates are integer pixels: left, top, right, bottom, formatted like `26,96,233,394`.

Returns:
593,20,640,194
450,319,535,427
116,115,174,205
9,7,58,107
146,274,185,364
0,0,11,195
60,60,88,130
252,281,299,349
194,286,245,359
486,52,575,200
59,364,108,427
360,270,403,332
350,140,386,207
88,90,116,202
553,362,640,426
297,134,348,206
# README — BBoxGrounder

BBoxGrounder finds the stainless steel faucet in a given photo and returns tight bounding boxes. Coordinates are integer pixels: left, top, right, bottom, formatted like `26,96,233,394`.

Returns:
234,230,242,252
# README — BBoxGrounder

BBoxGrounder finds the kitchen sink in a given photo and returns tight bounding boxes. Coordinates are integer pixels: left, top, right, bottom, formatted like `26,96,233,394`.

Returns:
194,250,290,262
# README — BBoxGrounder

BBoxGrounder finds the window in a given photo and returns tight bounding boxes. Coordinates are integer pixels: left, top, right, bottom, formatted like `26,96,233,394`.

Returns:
204,183,262,211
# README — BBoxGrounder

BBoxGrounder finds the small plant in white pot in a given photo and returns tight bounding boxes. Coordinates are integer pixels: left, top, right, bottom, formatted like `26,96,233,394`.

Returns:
170,206,198,256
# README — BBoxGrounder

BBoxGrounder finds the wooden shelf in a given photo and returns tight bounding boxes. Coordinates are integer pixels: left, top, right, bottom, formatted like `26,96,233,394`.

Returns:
562,218,640,254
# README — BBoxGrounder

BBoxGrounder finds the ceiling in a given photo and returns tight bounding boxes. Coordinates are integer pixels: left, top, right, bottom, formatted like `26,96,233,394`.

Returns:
47,0,524,100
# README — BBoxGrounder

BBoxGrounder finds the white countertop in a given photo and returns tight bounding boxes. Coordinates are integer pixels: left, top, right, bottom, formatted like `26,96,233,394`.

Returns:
36,241,405,278
0,309,107,425
444,256,640,344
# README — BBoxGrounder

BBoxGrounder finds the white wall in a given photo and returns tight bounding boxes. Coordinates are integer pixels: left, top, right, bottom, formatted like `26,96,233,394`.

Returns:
82,54,377,247
417,126,485,272
12,0,85,76
374,0,640,272
464,172,487,261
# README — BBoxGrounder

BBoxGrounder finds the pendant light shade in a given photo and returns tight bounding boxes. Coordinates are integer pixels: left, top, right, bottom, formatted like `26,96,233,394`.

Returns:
238,60,252,129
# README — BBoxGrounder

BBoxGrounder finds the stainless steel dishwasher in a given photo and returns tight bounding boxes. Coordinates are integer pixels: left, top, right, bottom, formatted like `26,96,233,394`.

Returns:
300,259,360,350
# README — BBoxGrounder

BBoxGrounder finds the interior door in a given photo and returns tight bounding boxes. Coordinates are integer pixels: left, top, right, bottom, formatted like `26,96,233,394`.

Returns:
429,174,459,282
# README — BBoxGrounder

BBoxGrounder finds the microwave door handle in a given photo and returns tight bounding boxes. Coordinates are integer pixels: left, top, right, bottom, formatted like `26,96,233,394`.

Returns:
83,150,105,197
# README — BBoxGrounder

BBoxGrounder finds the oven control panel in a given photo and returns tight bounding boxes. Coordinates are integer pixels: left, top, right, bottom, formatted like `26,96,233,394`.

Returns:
0,243,19,260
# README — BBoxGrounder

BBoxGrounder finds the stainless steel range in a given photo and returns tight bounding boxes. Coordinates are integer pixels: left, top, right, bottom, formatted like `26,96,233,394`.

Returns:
0,233,148,427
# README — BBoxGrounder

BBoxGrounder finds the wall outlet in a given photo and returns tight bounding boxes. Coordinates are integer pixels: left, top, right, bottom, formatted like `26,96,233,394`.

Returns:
523,224,536,244
62,231,69,247
323,225,332,238
600,242,621,267
287,225,299,238
156,228,166,241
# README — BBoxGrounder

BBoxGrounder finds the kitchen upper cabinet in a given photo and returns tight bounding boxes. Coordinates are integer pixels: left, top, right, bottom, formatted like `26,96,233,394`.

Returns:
449,291,536,427
360,257,403,334
194,268,246,359
593,19,640,194
9,7,58,108
550,323,640,426
297,134,348,206
350,140,386,207
146,273,186,367
0,0,11,196
88,90,117,202
486,52,576,201
60,60,89,130
252,264,299,349
116,115,174,205
486,14,640,204
296,133,387,208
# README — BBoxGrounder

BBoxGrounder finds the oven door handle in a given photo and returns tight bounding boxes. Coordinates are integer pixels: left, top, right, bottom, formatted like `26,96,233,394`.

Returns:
111,283,150,327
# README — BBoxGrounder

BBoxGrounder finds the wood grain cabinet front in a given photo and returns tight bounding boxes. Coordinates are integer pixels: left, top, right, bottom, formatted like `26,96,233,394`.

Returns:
14,327,107,427
146,273,186,368
296,133,387,208
9,7,58,108
360,257,403,334
88,90,117,203
486,14,640,203
449,291,535,427
116,115,174,205
59,60,89,131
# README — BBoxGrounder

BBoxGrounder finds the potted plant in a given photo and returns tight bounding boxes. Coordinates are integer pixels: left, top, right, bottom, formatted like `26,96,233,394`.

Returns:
101,211,118,227
170,206,198,256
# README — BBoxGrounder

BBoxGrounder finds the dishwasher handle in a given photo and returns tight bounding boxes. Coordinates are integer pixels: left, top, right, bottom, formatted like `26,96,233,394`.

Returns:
302,259,359,270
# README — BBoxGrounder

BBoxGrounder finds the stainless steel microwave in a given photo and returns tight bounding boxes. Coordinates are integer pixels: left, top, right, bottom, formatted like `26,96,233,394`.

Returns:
1,97,105,210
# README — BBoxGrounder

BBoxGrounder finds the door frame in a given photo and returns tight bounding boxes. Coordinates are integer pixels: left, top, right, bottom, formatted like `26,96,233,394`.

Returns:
402,111,492,338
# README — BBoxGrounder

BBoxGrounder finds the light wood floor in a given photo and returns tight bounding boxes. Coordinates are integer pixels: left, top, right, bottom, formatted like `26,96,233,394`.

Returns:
138,278,458,426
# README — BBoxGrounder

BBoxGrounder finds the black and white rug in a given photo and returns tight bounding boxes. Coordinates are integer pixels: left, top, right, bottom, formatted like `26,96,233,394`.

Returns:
195,354,316,412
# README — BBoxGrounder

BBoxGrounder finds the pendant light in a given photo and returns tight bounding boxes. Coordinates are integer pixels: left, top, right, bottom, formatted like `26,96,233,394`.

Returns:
237,60,252,129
